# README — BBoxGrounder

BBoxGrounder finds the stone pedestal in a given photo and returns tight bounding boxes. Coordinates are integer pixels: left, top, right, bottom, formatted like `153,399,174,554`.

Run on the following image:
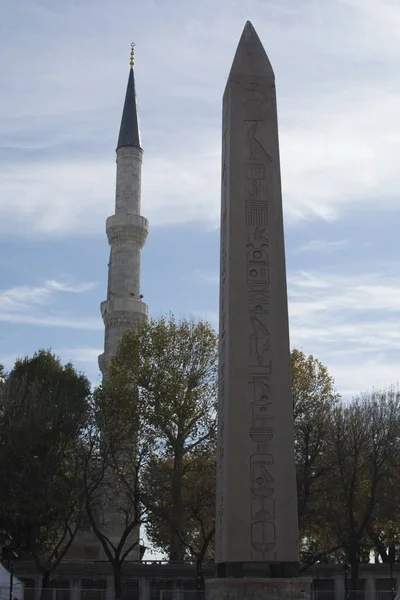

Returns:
206,578,312,600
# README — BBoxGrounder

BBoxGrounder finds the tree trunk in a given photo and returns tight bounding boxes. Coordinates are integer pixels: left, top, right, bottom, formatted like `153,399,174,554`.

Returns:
374,538,389,563
113,562,122,600
39,571,51,600
349,540,360,600
196,557,205,590
170,446,184,563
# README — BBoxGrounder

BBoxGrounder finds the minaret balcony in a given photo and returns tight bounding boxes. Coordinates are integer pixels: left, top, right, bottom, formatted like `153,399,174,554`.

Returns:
106,214,148,247
100,297,148,320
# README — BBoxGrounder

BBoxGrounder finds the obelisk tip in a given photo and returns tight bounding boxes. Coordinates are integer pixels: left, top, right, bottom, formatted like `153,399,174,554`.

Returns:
227,21,274,80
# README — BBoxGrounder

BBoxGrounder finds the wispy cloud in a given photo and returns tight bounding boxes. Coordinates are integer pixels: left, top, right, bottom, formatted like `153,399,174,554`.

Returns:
0,280,97,311
289,270,400,315
296,239,348,254
45,280,97,293
56,347,103,363
0,280,100,329
190,269,219,285
288,267,400,396
0,313,102,330
0,160,114,235
1,0,400,235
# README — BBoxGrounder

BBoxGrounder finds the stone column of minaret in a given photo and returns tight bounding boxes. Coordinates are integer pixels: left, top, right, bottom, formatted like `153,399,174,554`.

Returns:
206,21,311,599
98,46,148,376
94,47,146,561
66,49,147,563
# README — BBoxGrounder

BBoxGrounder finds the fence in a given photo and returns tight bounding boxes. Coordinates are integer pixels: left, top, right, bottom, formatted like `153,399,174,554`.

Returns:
0,589,108,600
1,586,399,600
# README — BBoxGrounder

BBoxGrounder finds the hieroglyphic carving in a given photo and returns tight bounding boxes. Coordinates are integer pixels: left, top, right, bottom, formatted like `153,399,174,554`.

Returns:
244,116,277,559
247,244,270,317
241,78,275,119
247,123,273,162
245,124,272,228
249,316,270,365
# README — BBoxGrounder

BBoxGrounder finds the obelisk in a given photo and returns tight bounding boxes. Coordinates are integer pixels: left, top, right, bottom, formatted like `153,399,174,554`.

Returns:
207,22,310,598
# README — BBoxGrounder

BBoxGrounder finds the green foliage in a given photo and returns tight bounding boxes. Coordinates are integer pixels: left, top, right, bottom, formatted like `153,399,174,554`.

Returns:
295,383,400,591
110,315,218,562
0,350,91,581
313,390,400,586
83,380,152,569
143,448,216,562
291,350,340,538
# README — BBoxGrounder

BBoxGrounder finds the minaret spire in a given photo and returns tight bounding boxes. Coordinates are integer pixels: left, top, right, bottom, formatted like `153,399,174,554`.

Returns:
117,43,141,150
99,45,149,376
130,43,135,68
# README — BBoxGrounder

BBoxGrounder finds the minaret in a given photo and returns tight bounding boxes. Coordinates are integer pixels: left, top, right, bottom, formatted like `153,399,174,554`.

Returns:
99,44,148,375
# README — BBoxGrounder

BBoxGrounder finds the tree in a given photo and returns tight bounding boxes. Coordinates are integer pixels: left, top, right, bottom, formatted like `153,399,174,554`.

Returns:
110,315,218,563
83,382,151,600
143,448,216,586
291,350,341,568
292,350,340,522
0,350,91,594
314,391,400,594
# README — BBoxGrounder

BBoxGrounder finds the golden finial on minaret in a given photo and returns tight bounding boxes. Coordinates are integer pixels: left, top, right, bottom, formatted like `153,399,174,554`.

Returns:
130,43,135,68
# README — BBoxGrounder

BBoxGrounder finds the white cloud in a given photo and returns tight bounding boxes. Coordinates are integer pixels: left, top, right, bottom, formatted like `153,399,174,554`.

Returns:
0,280,100,329
323,358,400,400
289,271,400,315
0,312,102,330
0,149,221,235
296,239,348,254
280,87,400,222
288,268,400,396
56,347,103,363
190,269,219,285
45,280,97,293
0,280,96,311
0,284,53,311
1,0,400,235
0,160,114,235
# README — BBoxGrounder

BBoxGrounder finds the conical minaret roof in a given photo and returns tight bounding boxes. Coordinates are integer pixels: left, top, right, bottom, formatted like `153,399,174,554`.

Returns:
117,46,142,150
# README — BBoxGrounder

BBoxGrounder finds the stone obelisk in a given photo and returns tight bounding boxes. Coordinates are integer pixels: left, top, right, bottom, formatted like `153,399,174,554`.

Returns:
208,22,310,598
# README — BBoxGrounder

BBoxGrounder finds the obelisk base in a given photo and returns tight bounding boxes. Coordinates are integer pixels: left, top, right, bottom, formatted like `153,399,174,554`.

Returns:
206,578,312,600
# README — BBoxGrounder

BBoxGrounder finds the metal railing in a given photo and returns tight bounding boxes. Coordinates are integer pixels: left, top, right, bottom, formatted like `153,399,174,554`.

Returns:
2,585,398,600
0,588,108,600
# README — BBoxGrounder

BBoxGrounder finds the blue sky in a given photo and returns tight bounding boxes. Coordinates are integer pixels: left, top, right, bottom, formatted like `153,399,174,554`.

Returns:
1,0,400,398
